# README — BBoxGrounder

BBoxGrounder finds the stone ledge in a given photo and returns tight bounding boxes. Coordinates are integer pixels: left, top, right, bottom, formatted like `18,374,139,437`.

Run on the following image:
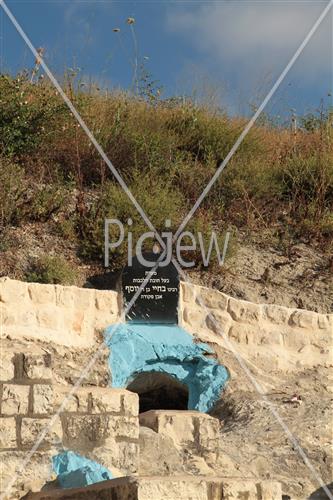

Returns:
53,387,138,416
22,475,282,500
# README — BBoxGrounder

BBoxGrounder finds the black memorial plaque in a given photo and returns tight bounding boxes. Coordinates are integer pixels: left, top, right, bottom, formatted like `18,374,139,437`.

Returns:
122,252,179,324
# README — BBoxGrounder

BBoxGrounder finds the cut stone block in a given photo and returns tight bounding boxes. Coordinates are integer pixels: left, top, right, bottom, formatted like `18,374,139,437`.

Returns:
1,384,30,415
21,417,62,448
53,386,87,413
122,390,139,417
0,278,28,303
195,286,229,311
139,410,220,464
222,480,259,499
0,353,14,381
90,387,122,414
23,353,52,380
28,283,56,304
95,290,118,313
228,297,262,324
63,414,139,451
0,449,56,499
90,388,139,416
0,417,16,448
33,384,53,414
259,480,283,500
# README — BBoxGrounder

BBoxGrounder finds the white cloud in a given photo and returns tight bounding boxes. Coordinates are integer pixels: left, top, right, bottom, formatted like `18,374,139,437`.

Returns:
167,1,332,89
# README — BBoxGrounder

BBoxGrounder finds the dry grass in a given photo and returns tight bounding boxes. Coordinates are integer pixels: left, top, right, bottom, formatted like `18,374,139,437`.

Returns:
0,73,332,275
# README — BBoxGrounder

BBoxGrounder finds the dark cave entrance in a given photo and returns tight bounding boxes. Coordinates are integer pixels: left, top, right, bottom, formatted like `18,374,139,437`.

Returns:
127,372,189,413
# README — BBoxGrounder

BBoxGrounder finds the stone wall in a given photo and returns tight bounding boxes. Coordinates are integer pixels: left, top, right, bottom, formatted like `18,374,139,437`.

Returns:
1,276,332,362
0,350,139,498
0,277,120,346
179,282,333,369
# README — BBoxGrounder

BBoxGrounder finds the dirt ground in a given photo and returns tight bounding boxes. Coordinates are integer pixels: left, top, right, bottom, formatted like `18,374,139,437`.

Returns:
0,223,332,314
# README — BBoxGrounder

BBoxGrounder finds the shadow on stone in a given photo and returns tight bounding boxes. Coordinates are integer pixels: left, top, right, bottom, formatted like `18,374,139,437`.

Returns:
308,482,333,499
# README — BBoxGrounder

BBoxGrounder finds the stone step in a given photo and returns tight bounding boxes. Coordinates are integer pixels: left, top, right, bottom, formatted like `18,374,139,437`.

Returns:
22,475,282,499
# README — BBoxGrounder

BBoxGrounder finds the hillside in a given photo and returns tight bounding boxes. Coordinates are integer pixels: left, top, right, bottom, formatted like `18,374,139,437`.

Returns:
0,74,332,312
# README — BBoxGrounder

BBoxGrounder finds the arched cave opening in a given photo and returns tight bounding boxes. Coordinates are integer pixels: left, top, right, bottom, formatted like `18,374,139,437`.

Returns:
127,372,189,413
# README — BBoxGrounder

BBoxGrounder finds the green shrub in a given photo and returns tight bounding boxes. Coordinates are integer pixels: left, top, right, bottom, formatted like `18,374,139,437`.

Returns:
277,154,333,221
77,174,218,270
0,157,26,226
25,255,79,285
0,74,67,157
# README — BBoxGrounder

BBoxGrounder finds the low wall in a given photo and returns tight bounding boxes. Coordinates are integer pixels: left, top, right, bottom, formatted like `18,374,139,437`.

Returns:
179,282,333,369
1,277,332,366
0,277,120,346
0,349,139,498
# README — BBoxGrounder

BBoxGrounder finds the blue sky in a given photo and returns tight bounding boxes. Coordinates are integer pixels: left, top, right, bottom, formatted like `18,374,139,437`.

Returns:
1,0,332,118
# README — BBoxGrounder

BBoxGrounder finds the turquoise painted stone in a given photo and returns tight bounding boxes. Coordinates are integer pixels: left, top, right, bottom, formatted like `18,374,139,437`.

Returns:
104,323,229,413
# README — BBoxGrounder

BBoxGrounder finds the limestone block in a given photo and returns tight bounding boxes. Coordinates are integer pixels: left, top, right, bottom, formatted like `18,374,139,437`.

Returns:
33,385,53,414
55,285,75,308
95,290,118,313
138,426,183,476
195,286,229,311
1,384,30,415
0,352,14,381
228,298,262,324
228,323,283,346
21,417,62,447
53,386,88,413
36,306,61,330
317,314,332,330
92,437,138,475
263,304,290,325
113,416,139,440
63,415,139,450
89,388,138,416
138,477,209,500
283,330,308,350
180,282,197,303
0,278,28,303
182,305,205,329
0,417,16,448
73,287,95,310
228,324,249,344
140,410,194,445
222,480,258,499
23,353,52,380
2,306,36,328
28,283,56,304
139,410,219,462
0,449,55,499
122,390,139,417
258,480,282,500
204,311,232,335
90,387,122,414
63,415,107,447
1,305,16,327
289,310,317,329
196,413,220,462
61,308,85,335
94,311,119,330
